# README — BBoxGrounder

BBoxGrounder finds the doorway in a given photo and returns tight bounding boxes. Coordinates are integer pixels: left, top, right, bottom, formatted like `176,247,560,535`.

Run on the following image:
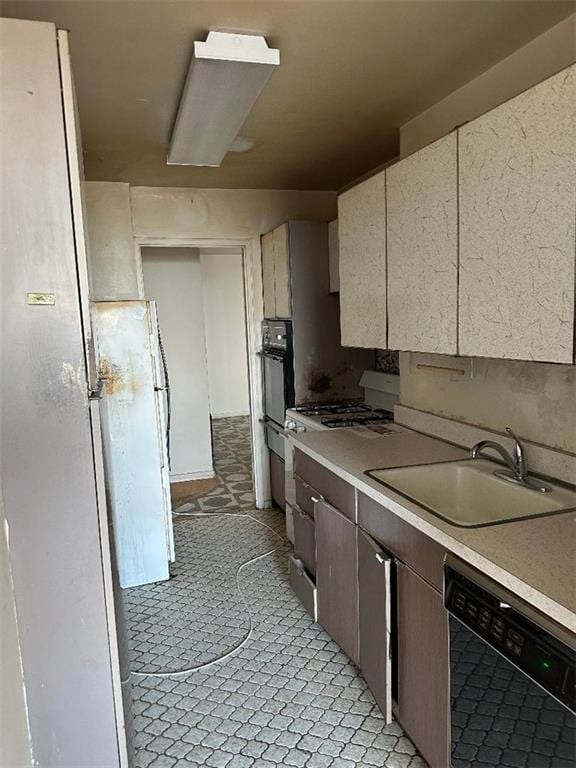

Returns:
135,237,269,510
140,245,254,512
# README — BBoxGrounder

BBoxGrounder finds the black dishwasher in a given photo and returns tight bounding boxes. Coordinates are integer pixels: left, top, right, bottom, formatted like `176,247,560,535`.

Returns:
445,555,575,768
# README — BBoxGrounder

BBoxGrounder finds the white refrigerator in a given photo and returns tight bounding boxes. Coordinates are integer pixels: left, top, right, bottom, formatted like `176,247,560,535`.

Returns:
93,300,174,588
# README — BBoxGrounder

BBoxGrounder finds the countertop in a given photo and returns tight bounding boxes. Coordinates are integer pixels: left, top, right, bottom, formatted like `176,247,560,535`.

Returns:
290,427,576,634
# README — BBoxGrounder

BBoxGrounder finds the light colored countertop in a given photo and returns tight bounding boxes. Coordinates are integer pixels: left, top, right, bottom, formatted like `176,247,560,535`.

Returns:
290,427,576,634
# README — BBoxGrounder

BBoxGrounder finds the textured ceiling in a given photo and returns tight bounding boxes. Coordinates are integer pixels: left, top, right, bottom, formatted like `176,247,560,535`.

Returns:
2,0,574,189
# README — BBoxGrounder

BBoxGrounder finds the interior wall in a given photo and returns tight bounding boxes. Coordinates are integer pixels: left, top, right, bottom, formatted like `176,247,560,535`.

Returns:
141,247,213,481
399,353,576,454
400,13,576,157
85,181,137,300
129,187,336,243
200,249,250,419
397,17,576,456
0,494,32,768
86,184,336,300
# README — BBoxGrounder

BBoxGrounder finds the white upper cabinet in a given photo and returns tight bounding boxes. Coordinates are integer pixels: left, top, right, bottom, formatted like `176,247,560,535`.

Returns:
261,224,292,319
261,230,276,318
338,171,387,348
273,223,292,318
459,65,576,363
387,133,458,354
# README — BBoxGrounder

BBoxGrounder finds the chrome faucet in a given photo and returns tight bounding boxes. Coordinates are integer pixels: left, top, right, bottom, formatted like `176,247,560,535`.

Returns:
471,427,550,493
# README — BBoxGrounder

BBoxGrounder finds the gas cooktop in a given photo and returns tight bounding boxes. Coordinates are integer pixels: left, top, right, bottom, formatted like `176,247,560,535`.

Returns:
292,400,395,429
320,410,394,428
294,401,370,417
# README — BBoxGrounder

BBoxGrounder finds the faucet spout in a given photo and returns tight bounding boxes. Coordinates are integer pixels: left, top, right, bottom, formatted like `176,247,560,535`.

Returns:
471,430,550,493
471,440,519,478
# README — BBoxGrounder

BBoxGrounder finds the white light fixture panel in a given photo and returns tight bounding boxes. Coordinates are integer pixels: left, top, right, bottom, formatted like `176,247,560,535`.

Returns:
168,31,280,167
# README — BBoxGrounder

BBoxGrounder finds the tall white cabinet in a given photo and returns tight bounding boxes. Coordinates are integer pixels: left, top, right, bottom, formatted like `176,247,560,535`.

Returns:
459,66,576,363
387,133,458,354
0,18,127,766
337,170,387,348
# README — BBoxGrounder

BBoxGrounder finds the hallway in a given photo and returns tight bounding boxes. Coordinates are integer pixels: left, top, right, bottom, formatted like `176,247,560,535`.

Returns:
126,417,425,768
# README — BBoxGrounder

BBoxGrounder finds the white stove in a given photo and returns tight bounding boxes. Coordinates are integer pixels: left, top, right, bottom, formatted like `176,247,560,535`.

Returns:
282,372,403,544
285,371,402,434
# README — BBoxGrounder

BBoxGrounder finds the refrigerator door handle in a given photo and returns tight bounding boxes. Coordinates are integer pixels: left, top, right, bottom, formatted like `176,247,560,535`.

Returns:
88,375,107,401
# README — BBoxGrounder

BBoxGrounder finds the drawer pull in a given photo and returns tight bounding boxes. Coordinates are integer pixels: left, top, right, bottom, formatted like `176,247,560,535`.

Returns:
375,553,386,565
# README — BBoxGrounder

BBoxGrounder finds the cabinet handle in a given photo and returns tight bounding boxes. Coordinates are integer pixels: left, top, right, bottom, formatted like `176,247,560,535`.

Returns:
311,496,322,504
375,553,385,565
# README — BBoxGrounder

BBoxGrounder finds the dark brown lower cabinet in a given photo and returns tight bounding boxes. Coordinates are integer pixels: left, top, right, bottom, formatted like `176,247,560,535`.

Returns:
358,529,393,723
270,452,286,511
315,499,359,664
397,563,449,768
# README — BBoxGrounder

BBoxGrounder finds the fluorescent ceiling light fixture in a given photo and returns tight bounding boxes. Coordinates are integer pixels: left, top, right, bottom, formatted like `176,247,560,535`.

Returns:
168,31,280,167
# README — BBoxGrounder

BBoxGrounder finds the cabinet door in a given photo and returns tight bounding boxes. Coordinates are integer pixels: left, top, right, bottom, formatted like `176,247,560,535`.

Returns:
316,500,359,663
273,223,292,318
261,230,276,318
459,65,576,362
397,564,449,768
387,133,457,354
358,529,392,723
338,171,387,348
270,451,286,512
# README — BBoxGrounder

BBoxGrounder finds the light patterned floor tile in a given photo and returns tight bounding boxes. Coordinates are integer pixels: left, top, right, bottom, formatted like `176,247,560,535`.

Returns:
125,417,426,767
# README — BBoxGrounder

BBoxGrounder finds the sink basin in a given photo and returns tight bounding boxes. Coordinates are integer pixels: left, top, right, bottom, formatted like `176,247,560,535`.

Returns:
366,459,576,527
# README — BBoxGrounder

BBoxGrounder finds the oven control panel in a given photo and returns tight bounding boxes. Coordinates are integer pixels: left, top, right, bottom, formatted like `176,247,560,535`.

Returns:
262,319,291,352
445,563,575,713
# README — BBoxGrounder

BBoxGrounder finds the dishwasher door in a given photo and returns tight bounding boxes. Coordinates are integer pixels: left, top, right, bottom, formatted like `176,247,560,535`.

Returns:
445,556,576,768
450,616,575,768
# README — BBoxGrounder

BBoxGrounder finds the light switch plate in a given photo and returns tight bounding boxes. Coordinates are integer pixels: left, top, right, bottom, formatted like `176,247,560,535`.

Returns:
27,292,55,305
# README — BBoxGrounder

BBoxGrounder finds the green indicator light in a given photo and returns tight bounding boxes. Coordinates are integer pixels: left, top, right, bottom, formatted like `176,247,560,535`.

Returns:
542,660,551,671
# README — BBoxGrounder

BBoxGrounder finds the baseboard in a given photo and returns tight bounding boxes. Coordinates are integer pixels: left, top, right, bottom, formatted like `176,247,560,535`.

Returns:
170,469,215,483
211,411,250,419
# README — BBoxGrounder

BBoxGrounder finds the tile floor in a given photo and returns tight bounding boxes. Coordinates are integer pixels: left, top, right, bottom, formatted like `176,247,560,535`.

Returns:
126,416,426,767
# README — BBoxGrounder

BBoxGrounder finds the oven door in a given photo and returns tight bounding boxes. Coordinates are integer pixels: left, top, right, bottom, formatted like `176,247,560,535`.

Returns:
260,350,294,426
265,418,285,461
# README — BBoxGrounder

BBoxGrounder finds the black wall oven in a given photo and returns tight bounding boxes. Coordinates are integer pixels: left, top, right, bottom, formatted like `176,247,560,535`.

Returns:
260,319,294,457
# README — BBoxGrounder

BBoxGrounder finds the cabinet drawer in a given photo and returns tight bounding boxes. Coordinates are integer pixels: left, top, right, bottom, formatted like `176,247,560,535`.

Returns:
294,449,356,521
293,505,316,576
295,474,322,518
289,555,317,620
358,492,445,592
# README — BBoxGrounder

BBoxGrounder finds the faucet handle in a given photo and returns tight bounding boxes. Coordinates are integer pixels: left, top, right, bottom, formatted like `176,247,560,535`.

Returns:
505,426,518,440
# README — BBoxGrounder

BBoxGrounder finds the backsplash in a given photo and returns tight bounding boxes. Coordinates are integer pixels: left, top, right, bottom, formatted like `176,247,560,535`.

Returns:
375,349,400,375
399,352,576,454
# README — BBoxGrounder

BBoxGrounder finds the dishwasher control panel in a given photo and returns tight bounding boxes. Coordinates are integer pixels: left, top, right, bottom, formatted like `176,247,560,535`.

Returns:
445,562,575,713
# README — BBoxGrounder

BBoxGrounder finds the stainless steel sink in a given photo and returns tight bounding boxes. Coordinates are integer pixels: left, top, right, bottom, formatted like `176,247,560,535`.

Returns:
366,459,576,527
